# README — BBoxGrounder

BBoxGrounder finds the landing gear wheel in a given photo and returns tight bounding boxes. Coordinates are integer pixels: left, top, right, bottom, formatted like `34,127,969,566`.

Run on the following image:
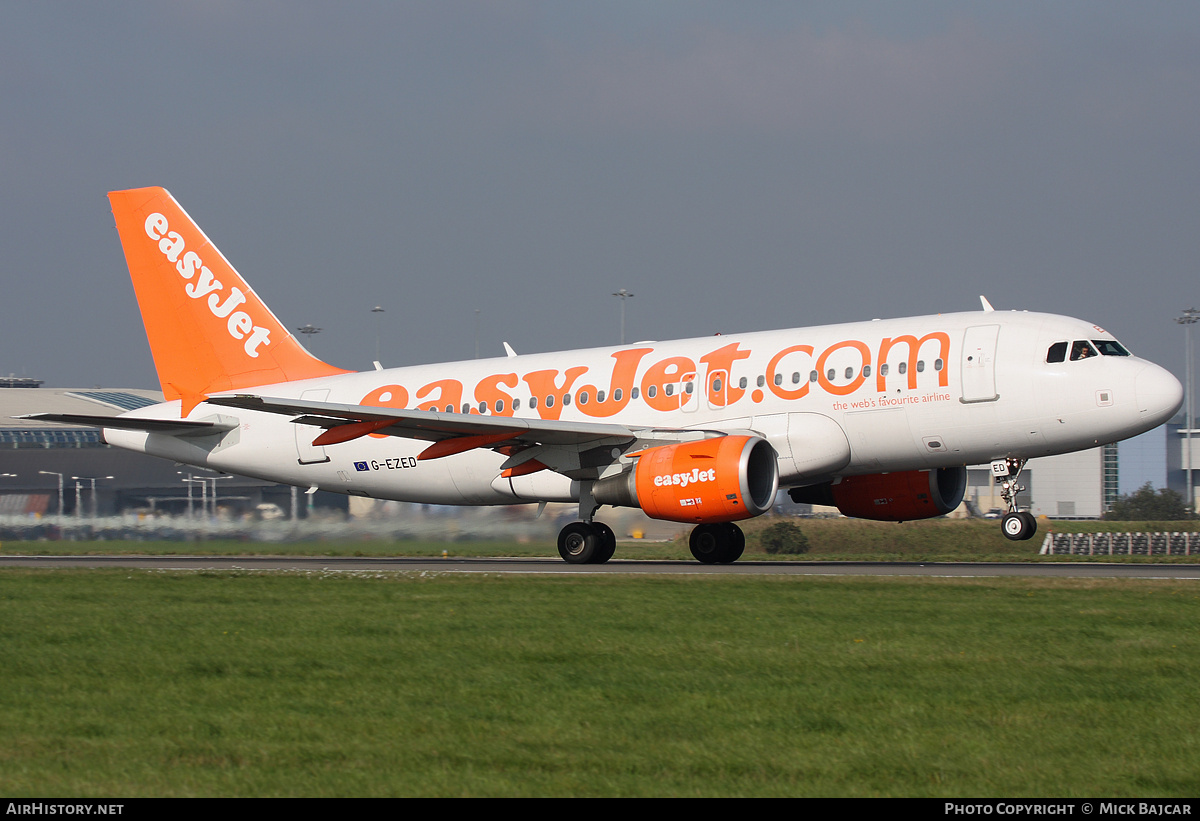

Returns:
1001,511,1037,542
592,522,617,564
689,522,745,564
722,523,746,563
690,524,723,564
1018,511,1037,541
558,521,600,564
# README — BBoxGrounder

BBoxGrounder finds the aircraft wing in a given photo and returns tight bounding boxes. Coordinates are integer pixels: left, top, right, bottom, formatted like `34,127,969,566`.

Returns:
206,394,643,444
204,393,720,477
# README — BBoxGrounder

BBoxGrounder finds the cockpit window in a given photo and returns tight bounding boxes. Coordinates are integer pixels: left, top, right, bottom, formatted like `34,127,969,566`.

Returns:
1046,342,1067,363
1070,340,1098,361
1092,340,1130,357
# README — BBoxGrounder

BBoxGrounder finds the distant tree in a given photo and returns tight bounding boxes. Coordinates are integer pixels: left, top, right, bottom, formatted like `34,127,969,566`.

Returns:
759,520,810,554
1104,482,1192,521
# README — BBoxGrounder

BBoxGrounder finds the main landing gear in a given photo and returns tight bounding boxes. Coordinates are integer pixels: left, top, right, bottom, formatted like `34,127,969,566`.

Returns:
689,522,746,564
995,457,1037,542
557,521,617,564
555,519,747,565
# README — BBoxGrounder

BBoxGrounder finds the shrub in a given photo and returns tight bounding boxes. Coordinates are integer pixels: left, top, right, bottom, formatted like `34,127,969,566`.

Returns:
1105,482,1192,521
759,521,810,555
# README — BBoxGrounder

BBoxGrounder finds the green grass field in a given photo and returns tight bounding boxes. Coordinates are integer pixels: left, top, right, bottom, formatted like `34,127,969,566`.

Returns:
1,569,1198,796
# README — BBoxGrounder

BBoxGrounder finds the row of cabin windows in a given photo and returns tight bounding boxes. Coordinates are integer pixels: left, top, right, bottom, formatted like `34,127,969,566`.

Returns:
750,360,945,388
444,358,948,414
1045,339,1130,363
452,386,646,414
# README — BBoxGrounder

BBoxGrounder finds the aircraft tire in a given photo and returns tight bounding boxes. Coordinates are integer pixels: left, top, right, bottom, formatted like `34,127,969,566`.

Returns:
1001,512,1034,541
691,523,745,564
558,522,600,564
592,522,617,564
721,523,746,563
1018,511,1038,541
689,524,723,563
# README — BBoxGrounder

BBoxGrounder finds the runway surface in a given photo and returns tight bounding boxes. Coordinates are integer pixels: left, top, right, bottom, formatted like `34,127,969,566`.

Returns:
2,555,1199,579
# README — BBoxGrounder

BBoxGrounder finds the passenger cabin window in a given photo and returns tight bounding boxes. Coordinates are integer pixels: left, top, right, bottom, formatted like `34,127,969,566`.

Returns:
1046,342,1067,363
1070,340,1098,361
1093,340,1130,356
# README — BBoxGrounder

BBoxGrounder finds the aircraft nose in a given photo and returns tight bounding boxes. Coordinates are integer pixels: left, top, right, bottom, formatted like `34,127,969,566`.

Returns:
1135,364,1184,425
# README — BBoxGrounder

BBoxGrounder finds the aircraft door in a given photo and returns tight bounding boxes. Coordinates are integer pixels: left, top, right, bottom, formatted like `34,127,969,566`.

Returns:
961,325,1000,403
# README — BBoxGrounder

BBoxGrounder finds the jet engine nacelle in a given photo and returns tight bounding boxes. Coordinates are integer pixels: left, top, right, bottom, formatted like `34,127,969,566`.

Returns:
594,435,779,523
790,466,967,522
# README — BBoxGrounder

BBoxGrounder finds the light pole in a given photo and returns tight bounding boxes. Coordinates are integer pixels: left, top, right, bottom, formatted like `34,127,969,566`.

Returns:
179,473,204,518
72,475,113,519
208,476,234,517
371,306,385,363
297,324,322,351
38,470,64,517
612,289,634,345
1176,308,1199,514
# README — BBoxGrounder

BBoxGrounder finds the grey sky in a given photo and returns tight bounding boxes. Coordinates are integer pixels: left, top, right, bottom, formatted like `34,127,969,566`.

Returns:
2,2,1198,397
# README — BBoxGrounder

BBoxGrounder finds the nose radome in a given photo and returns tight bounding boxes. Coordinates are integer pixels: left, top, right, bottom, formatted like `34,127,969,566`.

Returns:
1136,364,1184,424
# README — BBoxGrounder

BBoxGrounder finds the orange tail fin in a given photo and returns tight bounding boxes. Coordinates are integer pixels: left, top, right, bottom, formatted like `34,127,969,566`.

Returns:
108,187,349,414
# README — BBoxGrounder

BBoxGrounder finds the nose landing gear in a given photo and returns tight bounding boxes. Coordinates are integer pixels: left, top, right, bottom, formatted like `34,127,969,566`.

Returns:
994,458,1037,541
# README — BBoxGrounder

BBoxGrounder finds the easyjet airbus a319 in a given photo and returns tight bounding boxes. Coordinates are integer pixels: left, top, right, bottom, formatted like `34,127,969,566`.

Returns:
26,188,1184,562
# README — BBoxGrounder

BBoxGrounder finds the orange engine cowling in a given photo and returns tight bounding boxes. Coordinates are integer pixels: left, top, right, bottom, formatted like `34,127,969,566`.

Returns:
826,467,967,522
593,435,779,523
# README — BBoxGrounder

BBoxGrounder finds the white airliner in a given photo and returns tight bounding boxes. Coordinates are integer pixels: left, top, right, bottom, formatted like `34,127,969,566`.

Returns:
25,188,1184,562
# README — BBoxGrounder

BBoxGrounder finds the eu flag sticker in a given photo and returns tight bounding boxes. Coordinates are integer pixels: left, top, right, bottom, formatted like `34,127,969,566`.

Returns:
354,461,370,472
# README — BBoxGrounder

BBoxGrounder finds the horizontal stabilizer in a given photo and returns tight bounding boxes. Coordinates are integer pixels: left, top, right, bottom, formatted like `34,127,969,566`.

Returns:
15,413,235,437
